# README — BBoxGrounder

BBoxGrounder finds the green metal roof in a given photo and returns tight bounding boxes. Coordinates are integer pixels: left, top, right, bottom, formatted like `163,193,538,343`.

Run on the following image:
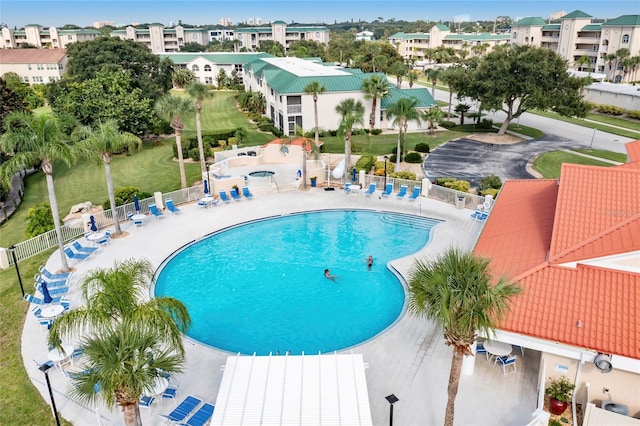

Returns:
602,15,640,26
272,20,287,24
235,27,272,33
444,33,510,41
562,10,592,19
59,29,101,35
434,24,450,31
158,52,270,65
581,24,602,31
388,32,430,40
513,17,547,26
541,24,561,30
136,29,150,34
184,28,205,32
286,26,329,32
381,87,436,109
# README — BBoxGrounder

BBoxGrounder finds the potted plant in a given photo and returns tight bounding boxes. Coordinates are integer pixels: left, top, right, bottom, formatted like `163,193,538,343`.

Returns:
232,185,240,196
545,376,575,415
310,176,317,187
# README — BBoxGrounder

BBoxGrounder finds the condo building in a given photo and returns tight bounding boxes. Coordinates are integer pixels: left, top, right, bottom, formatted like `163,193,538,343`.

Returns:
110,24,210,54
234,21,330,53
0,24,100,49
0,48,67,84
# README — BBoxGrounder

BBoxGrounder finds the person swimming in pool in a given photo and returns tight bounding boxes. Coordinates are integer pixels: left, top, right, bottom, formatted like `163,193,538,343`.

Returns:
367,255,374,268
324,268,338,281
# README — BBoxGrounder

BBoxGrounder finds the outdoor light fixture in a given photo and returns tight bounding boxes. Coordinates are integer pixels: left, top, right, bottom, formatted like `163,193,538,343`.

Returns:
383,156,389,188
9,245,25,297
39,362,61,426
385,393,399,426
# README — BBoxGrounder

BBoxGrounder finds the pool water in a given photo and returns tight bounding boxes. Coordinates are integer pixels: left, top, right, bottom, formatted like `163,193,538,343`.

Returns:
248,170,275,177
154,210,441,355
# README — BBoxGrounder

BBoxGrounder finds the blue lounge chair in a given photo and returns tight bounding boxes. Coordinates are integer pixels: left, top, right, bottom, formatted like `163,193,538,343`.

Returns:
408,186,421,201
470,210,489,222
396,185,408,199
39,266,72,281
219,191,233,203
37,282,69,297
364,183,376,197
183,402,215,426
64,247,90,262
166,199,182,214
24,293,64,305
230,189,242,201
35,273,68,288
158,395,202,423
149,204,165,219
72,240,98,254
241,186,254,199
381,183,393,197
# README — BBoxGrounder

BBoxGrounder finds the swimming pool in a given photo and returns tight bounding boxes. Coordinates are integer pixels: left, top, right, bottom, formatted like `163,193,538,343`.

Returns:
248,170,275,177
154,210,441,355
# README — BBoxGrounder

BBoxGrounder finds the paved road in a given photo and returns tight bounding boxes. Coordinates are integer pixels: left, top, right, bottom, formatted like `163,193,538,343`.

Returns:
422,87,635,185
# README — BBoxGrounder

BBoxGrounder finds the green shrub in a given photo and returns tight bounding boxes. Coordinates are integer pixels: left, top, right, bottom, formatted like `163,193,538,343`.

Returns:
218,140,227,149
389,154,397,163
444,180,470,192
355,154,376,172
102,186,153,210
584,101,597,111
189,148,200,161
438,120,456,129
436,177,457,186
352,143,364,153
479,188,500,197
404,152,423,163
152,118,172,135
414,143,430,153
271,127,284,138
597,104,625,116
25,203,54,238
390,171,416,180
478,118,494,129
258,122,274,132
228,137,238,147
329,130,338,137
626,110,640,119
371,128,382,135
479,174,502,190
373,160,395,176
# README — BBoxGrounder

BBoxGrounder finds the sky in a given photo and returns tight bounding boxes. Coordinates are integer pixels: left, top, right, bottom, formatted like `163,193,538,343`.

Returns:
1,0,639,28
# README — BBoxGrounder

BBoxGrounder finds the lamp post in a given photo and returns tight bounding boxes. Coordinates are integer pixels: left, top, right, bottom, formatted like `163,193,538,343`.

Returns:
9,245,25,297
39,362,61,426
383,156,388,188
385,394,399,426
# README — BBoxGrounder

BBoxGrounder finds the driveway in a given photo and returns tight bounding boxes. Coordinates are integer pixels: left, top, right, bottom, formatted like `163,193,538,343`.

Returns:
423,135,581,186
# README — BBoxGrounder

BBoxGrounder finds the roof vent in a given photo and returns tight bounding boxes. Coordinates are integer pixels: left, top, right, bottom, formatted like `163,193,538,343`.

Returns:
594,353,613,373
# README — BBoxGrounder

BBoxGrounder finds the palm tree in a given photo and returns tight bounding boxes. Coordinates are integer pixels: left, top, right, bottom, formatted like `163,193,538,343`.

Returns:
281,126,321,190
424,68,443,99
454,103,471,125
186,82,214,176
49,258,191,426
0,112,78,272
386,97,421,168
155,95,195,189
73,120,142,236
423,107,444,136
361,75,389,131
407,71,419,88
408,248,521,426
335,98,365,173
576,55,591,72
303,81,326,148
390,61,408,88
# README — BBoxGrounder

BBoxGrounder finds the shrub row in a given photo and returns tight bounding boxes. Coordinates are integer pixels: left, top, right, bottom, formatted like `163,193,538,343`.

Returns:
101,186,153,211
355,154,376,172
594,104,639,120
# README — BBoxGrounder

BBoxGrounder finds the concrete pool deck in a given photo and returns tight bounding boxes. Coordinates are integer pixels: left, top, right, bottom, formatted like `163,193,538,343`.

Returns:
23,190,538,425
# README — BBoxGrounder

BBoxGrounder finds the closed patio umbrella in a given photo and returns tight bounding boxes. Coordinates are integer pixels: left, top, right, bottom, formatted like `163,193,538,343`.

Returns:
41,281,53,304
134,194,140,213
89,215,98,232
203,180,209,195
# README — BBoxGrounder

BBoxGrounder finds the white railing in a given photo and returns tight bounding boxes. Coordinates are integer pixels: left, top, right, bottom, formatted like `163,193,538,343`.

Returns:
5,186,204,266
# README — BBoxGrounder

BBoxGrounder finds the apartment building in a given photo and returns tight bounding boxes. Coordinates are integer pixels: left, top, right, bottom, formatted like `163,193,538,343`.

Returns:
0,49,67,85
512,11,640,81
388,24,509,61
0,24,100,49
210,29,235,42
234,21,330,52
110,24,210,53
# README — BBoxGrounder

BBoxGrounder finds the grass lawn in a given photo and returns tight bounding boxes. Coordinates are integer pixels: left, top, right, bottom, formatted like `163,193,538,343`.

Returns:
532,151,615,178
531,109,640,139
570,148,628,163
320,130,468,155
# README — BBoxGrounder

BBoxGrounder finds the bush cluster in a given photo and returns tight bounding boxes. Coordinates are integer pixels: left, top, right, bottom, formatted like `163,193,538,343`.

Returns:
173,130,238,159
102,186,153,210
438,120,457,129
371,129,383,135
597,104,625,116
444,180,470,192
404,152,423,163
478,118,494,129
25,203,54,238
373,160,395,176
355,154,376,172
389,171,417,180
626,110,640,120
414,143,430,153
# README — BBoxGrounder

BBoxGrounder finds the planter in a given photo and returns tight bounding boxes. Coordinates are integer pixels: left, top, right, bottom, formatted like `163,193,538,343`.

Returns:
548,397,569,415
310,178,317,188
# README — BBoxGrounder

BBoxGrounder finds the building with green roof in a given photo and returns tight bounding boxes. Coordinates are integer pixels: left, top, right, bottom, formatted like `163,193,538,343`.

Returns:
110,24,209,53
234,21,329,53
0,24,100,49
243,57,435,136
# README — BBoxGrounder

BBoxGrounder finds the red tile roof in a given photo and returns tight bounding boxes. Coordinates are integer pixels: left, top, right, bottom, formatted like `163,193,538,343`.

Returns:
625,140,640,162
0,48,66,64
264,137,322,152
474,145,640,359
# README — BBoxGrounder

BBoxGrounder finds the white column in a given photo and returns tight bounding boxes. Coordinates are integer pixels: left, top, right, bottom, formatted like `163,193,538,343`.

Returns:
421,178,431,196
461,341,477,376
154,192,164,210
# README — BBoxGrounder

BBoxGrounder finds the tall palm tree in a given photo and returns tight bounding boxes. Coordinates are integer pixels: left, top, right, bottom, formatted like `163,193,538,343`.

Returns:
303,81,326,146
73,120,141,236
155,95,195,189
386,97,421,168
186,82,214,176
49,258,191,426
408,248,521,426
423,106,444,136
454,103,471,125
390,61,408,89
281,126,321,190
335,98,365,174
576,55,591,72
0,112,78,272
424,68,443,99
361,75,389,131
407,71,419,88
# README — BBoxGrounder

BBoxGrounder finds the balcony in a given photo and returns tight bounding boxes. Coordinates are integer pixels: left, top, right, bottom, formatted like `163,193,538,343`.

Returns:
287,105,302,114
541,36,559,43
576,37,600,44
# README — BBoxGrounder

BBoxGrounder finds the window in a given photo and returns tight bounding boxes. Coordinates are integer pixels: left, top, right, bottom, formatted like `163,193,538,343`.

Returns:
524,37,529,43
192,65,199,72
205,77,213,84
316,32,320,38
37,64,44,70
58,64,63,70
204,64,211,72
67,35,72,40
192,34,197,40
512,32,517,39
622,34,629,43
28,64,32,70
23,76,29,83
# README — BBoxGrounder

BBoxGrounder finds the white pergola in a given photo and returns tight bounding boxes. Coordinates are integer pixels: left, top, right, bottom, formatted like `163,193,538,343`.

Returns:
211,353,373,426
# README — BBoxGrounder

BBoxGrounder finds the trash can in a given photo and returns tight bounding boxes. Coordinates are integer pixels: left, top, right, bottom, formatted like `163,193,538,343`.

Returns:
455,195,465,209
